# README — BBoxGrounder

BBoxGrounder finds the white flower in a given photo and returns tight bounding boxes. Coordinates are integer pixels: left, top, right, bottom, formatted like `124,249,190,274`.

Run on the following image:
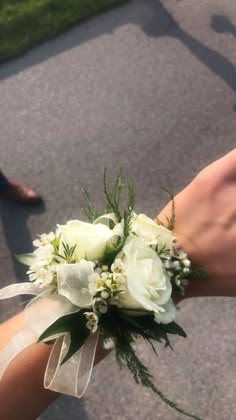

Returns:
111,258,124,273
131,214,173,253
103,337,115,350
27,265,55,285
117,236,173,316
34,244,54,266
57,220,119,262
182,258,191,268
33,232,55,248
84,312,99,332
154,299,176,324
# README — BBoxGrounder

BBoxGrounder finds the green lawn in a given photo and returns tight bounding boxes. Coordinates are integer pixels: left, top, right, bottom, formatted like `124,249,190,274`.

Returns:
0,0,126,64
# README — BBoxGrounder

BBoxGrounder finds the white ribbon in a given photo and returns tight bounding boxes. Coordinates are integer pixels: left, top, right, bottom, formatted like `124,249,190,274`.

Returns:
56,262,94,308
94,213,118,226
0,282,49,299
0,284,99,398
44,329,99,396
0,329,36,380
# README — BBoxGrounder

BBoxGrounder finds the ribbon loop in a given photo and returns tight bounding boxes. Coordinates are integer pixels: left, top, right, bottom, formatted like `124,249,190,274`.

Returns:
44,330,99,397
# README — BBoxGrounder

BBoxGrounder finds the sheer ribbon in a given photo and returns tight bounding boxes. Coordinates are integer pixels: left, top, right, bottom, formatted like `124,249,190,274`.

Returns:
0,282,99,397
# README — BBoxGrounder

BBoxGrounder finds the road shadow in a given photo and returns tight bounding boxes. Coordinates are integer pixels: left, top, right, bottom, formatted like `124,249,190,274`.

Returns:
0,0,236,99
0,198,45,283
142,1,236,94
211,15,236,37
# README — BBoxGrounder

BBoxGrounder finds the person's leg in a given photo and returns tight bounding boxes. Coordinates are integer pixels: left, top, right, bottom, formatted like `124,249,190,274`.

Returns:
0,169,42,205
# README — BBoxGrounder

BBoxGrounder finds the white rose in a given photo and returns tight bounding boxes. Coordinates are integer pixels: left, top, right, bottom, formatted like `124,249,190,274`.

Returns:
57,220,118,262
131,214,173,252
118,236,173,315
154,299,176,324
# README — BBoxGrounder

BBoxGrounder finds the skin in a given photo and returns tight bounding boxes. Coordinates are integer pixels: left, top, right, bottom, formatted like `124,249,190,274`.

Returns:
0,313,108,420
156,148,236,299
1,149,236,419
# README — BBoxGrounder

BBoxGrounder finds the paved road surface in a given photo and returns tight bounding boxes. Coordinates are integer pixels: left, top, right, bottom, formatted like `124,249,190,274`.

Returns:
0,1,235,419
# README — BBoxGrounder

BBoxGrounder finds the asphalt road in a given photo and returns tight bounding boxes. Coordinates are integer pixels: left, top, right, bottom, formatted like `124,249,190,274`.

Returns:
0,1,236,419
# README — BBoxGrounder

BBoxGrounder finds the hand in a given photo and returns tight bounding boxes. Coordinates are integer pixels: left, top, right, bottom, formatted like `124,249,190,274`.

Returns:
156,149,236,299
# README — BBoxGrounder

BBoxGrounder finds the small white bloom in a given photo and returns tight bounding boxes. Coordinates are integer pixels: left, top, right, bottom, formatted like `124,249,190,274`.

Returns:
27,266,55,285
172,260,181,270
174,275,181,287
177,250,187,260
113,273,126,285
34,244,54,266
99,304,108,314
111,259,124,273
182,259,191,268
101,290,110,299
84,312,99,332
33,232,55,247
93,297,108,314
103,337,115,350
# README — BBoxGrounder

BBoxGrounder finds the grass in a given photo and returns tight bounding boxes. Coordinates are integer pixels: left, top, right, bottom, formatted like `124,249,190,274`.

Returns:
0,0,126,64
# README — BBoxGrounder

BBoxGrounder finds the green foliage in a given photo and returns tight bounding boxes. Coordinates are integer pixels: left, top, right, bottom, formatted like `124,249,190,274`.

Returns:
187,266,207,280
100,307,200,419
38,309,90,364
101,306,186,348
0,0,126,63
116,341,202,420
15,252,35,266
82,188,101,223
53,242,77,264
82,169,135,266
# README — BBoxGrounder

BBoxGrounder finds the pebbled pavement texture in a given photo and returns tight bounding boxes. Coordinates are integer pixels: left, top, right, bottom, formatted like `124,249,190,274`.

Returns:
0,1,235,419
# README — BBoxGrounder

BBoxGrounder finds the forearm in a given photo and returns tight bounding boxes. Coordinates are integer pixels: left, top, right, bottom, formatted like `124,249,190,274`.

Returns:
0,312,108,420
0,313,57,420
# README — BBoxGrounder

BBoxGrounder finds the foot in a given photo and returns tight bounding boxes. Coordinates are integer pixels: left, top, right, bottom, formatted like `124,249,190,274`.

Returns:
1,180,42,205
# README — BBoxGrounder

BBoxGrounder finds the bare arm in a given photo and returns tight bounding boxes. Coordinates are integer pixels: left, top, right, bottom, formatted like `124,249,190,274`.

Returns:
156,149,236,299
0,313,107,420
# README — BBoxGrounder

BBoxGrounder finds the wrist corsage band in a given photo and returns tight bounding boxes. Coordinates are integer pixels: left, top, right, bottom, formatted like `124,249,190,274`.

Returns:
0,172,205,419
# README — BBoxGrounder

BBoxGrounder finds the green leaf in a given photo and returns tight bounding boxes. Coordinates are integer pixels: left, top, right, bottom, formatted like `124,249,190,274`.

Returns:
37,310,90,363
15,253,35,266
62,323,90,364
154,321,187,338
38,311,81,341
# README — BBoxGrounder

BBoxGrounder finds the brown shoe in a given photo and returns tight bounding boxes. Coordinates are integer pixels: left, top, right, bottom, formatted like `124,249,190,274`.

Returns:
1,180,42,205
